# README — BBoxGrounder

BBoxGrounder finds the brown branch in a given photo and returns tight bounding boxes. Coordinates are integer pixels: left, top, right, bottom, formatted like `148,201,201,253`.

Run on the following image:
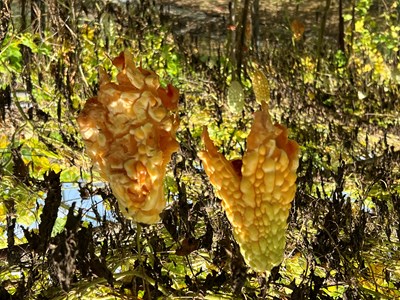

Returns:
236,0,251,80
338,0,345,52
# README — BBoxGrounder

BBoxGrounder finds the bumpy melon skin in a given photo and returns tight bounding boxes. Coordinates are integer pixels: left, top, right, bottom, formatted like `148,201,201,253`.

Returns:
77,51,179,224
198,102,299,272
227,80,244,114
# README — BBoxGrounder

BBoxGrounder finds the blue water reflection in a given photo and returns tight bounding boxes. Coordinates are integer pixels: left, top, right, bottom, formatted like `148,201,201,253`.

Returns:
61,181,115,225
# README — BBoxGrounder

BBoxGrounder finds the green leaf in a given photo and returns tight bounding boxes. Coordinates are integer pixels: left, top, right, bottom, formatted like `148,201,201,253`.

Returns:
60,166,81,183
51,216,67,237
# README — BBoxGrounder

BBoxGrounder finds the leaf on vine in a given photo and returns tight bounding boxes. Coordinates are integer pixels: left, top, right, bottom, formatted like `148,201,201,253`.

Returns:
11,147,30,184
176,237,200,256
38,171,62,248
290,19,305,40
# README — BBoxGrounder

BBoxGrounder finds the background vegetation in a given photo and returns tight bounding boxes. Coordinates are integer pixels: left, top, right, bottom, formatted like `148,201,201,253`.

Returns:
0,0,399,299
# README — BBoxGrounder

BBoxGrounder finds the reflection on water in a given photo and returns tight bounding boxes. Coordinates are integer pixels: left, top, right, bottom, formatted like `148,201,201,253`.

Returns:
61,181,114,225
11,181,114,239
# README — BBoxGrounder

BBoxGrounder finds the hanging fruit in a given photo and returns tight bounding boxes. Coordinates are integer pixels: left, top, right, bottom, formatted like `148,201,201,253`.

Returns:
250,68,270,105
77,51,179,224
198,74,299,272
227,80,244,114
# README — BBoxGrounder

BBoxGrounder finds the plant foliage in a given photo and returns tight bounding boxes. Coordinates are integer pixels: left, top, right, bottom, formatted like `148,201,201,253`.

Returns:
0,0,399,299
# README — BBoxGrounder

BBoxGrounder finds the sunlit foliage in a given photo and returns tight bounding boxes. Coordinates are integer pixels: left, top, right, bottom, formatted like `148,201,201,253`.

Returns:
0,0,399,299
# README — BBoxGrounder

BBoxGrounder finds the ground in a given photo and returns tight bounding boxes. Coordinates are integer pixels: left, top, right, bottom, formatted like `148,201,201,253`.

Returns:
159,0,341,44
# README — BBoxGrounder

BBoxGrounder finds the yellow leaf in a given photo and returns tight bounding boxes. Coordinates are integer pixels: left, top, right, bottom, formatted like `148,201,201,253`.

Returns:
290,19,305,40
0,134,9,149
0,203,6,222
